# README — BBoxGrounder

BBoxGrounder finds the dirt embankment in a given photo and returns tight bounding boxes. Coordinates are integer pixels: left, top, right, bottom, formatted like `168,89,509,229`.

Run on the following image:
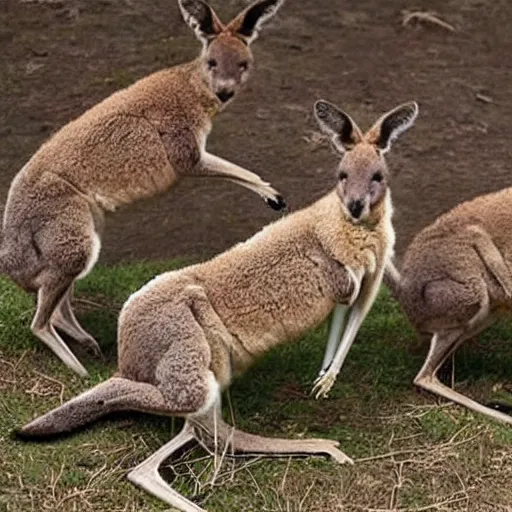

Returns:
1,0,511,263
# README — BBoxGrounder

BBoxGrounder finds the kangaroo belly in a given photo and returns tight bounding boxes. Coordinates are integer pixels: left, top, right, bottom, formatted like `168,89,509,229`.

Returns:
203,252,354,358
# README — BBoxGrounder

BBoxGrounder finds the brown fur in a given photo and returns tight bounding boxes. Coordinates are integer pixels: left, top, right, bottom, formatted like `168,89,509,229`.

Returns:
386,187,512,423
18,99,418,434
1,0,285,376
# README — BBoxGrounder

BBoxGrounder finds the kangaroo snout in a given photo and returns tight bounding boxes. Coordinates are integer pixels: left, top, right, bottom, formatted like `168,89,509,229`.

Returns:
216,89,235,103
348,199,364,220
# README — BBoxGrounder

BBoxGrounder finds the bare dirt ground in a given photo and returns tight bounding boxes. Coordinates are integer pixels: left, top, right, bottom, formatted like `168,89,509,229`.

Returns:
2,0,512,263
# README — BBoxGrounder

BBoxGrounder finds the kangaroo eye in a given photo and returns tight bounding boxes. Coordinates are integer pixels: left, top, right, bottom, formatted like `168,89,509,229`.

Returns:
207,59,217,69
372,172,383,182
339,171,348,181
239,61,248,71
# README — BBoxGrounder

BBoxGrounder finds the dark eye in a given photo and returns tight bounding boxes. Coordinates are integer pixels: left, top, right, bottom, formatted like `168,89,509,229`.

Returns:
339,171,348,181
239,61,248,72
372,172,383,182
207,59,217,69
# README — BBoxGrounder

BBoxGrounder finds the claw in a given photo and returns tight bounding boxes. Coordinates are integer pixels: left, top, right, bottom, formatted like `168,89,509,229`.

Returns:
312,372,336,399
266,194,287,211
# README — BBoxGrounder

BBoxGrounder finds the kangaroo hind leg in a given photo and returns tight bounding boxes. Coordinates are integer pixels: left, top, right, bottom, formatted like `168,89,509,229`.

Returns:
30,186,104,375
125,300,221,511
32,277,89,377
192,405,353,465
415,284,512,424
51,284,103,360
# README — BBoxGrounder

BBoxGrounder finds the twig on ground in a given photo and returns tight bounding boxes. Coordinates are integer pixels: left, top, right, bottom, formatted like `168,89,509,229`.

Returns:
402,10,456,32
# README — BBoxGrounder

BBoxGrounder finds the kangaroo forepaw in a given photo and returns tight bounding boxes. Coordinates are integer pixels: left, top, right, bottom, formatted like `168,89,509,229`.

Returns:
312,371,337,399
266,194,287,211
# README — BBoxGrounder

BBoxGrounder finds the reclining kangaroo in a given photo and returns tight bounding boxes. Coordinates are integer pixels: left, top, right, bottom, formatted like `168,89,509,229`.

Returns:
0,0,286,377
19,100,418,512
386,186,512,425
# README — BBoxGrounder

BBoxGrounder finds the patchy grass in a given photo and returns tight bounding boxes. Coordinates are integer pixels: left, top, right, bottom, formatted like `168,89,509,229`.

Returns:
1,262,512,511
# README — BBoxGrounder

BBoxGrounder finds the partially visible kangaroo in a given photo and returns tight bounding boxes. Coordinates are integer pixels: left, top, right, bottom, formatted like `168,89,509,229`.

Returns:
19,100,418,512
1,0,286,377
385,187,512,425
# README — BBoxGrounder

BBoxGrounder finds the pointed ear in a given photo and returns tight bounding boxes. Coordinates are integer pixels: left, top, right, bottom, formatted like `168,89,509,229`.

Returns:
365,101,419,153
227,0,285,44
178,0,224,44
314,100,363,154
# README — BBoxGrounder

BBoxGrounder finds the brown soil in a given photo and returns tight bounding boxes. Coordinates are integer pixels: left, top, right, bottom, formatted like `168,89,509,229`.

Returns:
1,0,511,264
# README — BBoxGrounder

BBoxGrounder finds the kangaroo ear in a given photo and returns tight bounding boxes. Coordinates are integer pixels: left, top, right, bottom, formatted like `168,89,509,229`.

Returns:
178,0,224,44
365,102,419,153
227,0,284,44
314,100,363,154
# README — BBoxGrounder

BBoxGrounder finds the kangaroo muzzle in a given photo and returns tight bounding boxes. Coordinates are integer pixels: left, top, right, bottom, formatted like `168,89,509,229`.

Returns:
216,89,235,103
348,199,364,220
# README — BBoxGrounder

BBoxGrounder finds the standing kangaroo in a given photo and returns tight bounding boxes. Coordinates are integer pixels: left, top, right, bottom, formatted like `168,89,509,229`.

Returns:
1,0,286,377
19,100,418,512
385,187,512,424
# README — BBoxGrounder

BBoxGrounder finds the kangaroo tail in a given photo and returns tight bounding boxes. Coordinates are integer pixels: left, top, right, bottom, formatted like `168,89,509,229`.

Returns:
383,259,402,301
17,377,167,439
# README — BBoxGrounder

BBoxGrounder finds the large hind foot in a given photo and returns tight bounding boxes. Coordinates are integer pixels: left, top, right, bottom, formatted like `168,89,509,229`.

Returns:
193,409,354,465
415,328,512,425
32,282,89,377
32,324,89,377
127,423,203,512
52,287,103,360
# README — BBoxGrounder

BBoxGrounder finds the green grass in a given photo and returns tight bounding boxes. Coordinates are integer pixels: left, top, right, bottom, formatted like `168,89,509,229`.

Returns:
1,262,512,511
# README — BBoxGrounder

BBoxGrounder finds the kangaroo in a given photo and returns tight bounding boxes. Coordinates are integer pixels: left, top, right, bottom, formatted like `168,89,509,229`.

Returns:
385,186,512,424
18,100,418,512
1,0,286,377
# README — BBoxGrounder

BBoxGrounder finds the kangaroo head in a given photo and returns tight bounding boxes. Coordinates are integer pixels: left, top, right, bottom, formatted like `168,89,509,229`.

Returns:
314,100,419,223
179,0,284,105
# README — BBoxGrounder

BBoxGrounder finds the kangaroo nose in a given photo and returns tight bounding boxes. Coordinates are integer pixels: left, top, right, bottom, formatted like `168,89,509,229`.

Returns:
348,200,364,219
216,89,235,103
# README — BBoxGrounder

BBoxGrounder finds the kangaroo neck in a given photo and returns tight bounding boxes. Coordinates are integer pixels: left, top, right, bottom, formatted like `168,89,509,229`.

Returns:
315,190,392,273
186,57,222,119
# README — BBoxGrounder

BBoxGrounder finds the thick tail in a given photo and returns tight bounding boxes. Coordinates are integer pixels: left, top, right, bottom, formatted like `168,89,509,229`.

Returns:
17,377,167,438
383,260,402,300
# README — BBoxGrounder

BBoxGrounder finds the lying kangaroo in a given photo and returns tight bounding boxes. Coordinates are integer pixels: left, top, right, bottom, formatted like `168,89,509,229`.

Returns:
386,186,512,424
19,100,418,512
1,0,286,377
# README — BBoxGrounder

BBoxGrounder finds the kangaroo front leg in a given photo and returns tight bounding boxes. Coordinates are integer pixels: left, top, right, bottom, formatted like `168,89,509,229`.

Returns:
319,304,348,377
200,152,286,210
313,272,381,399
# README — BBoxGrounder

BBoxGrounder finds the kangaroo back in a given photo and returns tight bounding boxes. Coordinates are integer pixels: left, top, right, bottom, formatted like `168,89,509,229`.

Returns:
18,377,167,438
